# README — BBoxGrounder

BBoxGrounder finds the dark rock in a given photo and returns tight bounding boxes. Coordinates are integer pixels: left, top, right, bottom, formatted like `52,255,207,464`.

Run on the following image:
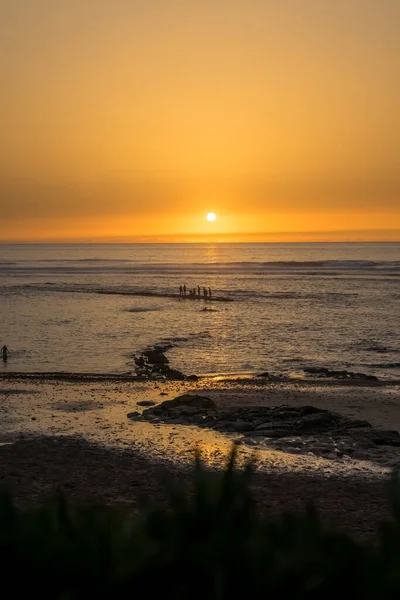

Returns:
372,430,400,447
304,367,378,381
295,412,341,433
137,394,217,424
137,400,156,407
127,411,140,419
143,350,169,364
220,408,243,419
256,372,290,381
338,420,372,430
175,406,200,417
129,390,400,461
164,368,185,381
220,421,252,433
298,405,324,415
251,429,289,438
140,412,155,421
243,436,266,446
231,421,254,433
305,367,330,376
155,343,174,352
187,374,199,381
344,447,356,455
134,356,147,367
158,394,216,412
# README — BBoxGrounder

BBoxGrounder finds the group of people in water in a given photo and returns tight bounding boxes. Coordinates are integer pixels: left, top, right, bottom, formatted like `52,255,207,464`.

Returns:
2,345,8,361
179,285,212,299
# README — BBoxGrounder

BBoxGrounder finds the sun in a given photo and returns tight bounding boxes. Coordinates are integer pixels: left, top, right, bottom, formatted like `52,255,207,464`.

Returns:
206,212,217,222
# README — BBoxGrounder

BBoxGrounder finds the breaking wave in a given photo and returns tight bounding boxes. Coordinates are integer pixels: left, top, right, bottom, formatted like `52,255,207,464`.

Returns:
0,259,399,277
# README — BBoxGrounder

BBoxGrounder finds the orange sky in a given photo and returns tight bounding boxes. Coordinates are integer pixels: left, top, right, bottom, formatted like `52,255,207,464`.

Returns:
1,0,399,242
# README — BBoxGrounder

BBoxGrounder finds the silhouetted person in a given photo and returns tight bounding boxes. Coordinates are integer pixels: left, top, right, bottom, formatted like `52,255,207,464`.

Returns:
208,287,212,299
203,287,208,299
183,284,187,296
2,345,8,361
197,285,201,297
179,285,183,296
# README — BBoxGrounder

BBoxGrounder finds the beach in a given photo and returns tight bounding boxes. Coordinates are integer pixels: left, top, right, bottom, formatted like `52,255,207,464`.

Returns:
2,6,400,588
1,242,399,536
1,372,399,537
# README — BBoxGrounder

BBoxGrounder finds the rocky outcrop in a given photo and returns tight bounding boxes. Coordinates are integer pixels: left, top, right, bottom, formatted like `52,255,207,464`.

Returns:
161,368,186,381
304,367,378,381
143,350,169,365
142,394,217,418
134,343,187,380
128,395,400,460
256,372,290,381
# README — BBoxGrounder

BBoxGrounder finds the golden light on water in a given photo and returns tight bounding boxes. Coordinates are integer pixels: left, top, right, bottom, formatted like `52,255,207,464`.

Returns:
206,213,217,222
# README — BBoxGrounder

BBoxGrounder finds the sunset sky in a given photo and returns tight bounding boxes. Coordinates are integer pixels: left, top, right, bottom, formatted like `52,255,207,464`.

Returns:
1,0,399,242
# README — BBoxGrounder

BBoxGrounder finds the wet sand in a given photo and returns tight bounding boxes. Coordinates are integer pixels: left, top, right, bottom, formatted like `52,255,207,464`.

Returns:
0,375,399,536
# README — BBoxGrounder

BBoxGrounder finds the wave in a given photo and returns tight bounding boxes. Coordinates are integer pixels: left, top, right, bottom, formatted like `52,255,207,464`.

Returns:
0,258,400,269
0,259,399,275
5,284,234,302
2,283,344,301
234,289,359,300
0,283,391,303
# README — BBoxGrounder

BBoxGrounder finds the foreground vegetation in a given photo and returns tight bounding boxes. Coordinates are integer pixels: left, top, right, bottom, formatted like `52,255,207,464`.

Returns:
1,451,400,598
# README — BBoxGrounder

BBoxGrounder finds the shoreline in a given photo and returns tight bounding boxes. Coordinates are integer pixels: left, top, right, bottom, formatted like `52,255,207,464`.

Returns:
1,371,399,385
3,337,398,382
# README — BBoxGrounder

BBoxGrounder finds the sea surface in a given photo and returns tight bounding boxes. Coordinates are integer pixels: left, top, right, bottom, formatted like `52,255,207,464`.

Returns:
0,243,399,378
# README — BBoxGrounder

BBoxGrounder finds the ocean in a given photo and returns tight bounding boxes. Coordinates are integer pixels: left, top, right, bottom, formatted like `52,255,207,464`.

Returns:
0,243,399,379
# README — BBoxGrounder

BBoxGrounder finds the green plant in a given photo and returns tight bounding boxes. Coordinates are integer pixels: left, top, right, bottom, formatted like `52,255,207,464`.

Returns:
0,449,398,598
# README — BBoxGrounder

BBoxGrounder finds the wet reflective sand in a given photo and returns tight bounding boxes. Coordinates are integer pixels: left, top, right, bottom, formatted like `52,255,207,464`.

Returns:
1,376,399,478
1,376,399,537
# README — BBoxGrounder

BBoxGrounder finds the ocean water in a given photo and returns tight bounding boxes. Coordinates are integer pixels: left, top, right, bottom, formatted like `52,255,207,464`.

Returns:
0,243,399,378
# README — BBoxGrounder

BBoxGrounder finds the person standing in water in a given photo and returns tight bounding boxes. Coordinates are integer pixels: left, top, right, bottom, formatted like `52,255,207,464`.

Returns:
179,285,183,296
183,284,187,296
208,287,212,299
1,345,8,361
197,285,201,297
203,287,208,300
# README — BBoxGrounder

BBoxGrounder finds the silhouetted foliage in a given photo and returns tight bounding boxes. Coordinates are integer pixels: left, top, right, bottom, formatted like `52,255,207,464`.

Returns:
0,449,399,598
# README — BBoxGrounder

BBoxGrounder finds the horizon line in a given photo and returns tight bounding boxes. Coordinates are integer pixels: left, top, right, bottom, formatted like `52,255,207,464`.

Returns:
1,229,399,245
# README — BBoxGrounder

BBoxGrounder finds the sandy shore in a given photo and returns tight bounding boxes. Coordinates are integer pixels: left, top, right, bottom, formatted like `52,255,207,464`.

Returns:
0,374,399,536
